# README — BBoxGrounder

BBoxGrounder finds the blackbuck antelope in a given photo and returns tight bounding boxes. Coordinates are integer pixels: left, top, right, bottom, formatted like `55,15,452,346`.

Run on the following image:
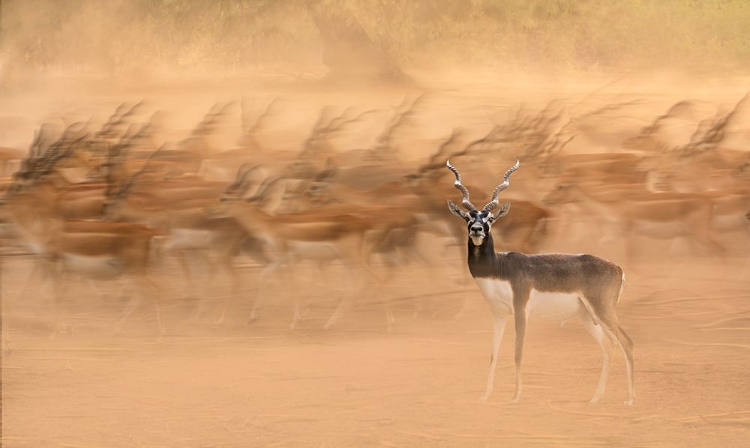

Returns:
102,159,265,316
3,132,167,339
541,182,729,265
446,158,635,405
4,188,164,338
208,178,397,331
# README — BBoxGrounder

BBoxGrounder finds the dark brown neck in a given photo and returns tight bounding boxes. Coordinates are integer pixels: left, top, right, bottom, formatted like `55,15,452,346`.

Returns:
467,232,508,280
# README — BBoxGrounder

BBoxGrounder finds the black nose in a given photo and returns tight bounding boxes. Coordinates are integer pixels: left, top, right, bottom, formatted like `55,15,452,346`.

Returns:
470,223,483,232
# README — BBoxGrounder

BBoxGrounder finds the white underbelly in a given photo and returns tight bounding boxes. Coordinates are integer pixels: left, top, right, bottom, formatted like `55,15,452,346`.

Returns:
527,290,583,321
61,254,124,280
163,229,214,251
474,278,583,322
287,241,341,261
632,221,688,238
711,214,747,232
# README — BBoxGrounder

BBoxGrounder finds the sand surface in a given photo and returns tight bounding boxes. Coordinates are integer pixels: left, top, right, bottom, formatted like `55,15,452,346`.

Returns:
3,250,749,448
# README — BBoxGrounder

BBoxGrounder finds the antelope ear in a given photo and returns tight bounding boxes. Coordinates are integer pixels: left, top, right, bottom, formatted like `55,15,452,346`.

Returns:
447,200,469,221
489,202,511,222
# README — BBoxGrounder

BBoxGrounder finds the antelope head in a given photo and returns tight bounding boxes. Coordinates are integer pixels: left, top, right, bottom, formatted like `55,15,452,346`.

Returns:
446,158,520,246
207,164,273,218
540,183,574,206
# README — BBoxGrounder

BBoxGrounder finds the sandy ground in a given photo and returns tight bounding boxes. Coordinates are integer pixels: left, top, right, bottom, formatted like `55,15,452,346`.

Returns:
2,247,750,448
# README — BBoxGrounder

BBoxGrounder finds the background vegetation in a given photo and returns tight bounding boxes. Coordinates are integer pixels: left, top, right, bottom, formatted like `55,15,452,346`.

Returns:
2,0,750,75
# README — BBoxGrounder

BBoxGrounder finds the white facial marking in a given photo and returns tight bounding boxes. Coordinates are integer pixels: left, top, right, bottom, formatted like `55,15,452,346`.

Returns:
470,235,485,246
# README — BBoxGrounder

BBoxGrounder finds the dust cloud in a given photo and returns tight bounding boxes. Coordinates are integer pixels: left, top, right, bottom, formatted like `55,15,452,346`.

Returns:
1,1,750,447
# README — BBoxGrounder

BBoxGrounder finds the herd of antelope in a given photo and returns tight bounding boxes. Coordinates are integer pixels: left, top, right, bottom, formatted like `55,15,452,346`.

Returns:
0,94,748,352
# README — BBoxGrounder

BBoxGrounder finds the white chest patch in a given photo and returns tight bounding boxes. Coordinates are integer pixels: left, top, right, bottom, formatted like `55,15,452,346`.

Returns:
474,278,514,314
473,278,583,321
25,240,46,255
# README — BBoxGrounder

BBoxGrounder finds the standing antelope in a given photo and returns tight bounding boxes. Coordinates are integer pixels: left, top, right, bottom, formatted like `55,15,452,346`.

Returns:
446,158,635,405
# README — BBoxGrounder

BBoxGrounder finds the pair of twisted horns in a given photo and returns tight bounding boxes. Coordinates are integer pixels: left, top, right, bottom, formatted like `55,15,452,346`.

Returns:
446,157,520,212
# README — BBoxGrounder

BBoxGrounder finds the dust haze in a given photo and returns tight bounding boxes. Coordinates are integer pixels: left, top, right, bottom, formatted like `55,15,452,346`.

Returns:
1,1,750,447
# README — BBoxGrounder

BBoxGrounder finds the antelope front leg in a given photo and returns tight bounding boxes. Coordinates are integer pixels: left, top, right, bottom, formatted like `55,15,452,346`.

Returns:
175,250,198,300
248,260,280,323
324,262,356,330
49,268,67,339
511,310,528,403
125,275,166,339
114,291,143,337
216,255,241,324
580,309,614,403
21,261,49,314
480,314,507,401
280,264,303,331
